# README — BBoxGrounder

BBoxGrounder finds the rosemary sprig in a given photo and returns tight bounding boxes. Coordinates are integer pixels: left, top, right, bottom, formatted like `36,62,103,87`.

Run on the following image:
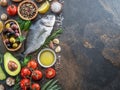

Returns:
42,28,63,48
14,75,20,90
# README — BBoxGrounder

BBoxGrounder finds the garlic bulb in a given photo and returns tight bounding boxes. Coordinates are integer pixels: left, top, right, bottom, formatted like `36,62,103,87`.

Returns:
1,13,7,21
0,0,8,7
6,77,15,86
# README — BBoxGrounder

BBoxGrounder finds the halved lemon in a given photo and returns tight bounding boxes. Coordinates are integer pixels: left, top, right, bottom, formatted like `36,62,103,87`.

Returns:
0,21,3,33
38,1,50,14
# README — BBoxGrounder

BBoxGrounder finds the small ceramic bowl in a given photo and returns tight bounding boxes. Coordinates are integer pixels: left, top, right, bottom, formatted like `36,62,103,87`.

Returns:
38,48,56,68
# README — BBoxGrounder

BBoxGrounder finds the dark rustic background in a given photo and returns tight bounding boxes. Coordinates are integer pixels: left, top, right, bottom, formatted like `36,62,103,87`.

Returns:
0,0,120,90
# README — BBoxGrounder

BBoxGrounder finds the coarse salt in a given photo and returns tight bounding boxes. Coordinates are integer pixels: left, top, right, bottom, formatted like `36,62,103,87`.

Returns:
51,1,62,13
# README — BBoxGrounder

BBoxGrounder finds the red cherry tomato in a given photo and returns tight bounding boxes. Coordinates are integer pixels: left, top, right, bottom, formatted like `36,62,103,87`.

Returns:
27,60,38,69
31,83,40,90
46,68,56,79
7,5,17,16
20,78,30,90
32,70,42,80
21,67,31,78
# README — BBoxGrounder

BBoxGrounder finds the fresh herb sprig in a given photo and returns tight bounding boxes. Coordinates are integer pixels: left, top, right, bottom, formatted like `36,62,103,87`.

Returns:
14,56,31,90
14,75,21,90
21,56,31,67
42,28,63,48
17,18,31,31
16,35,26,43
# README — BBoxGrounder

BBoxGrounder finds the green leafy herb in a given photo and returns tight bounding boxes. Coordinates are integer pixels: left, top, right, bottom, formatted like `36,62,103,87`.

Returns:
42,28,63,48
14,56,31,89
20,21,26,30
16,36,26,43
23,20,31,31
17,18,31,31
21,56,31,67
41,79,62,90
14,75,20,90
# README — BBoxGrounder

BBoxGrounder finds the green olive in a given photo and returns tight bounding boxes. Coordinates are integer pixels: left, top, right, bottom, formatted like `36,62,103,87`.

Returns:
10,37,16,43
12,43,18,48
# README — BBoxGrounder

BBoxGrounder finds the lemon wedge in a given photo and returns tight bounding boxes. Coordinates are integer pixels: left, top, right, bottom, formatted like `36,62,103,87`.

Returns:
0,21,3,33
38,1,50,14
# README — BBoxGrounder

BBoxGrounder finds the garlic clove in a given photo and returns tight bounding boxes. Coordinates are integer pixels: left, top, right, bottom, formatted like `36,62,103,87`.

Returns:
1,13,7,21
49,41,55,49
55,46,61,53
53,38,60,44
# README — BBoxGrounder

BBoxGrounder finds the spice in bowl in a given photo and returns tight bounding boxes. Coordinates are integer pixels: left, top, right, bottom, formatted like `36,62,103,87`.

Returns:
18,1,38,20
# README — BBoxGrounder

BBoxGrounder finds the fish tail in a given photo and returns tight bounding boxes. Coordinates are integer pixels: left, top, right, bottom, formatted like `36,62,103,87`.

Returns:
15,53,25,61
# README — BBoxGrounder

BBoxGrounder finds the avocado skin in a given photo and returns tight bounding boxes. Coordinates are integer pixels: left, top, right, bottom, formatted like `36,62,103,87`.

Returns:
4,52,21,76
0,66,6,80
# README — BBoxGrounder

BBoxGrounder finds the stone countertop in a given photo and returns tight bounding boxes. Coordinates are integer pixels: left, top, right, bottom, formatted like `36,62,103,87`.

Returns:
0,0,120,90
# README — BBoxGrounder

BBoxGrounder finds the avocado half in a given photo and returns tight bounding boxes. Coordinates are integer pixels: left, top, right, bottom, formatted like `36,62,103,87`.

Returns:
4,52,21,76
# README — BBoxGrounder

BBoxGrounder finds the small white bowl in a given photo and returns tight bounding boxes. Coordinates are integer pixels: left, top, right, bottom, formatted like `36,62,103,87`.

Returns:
38,48,56,68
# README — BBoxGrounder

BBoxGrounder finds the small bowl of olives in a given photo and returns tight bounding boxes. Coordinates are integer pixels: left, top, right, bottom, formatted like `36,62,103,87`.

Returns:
2,19,22,51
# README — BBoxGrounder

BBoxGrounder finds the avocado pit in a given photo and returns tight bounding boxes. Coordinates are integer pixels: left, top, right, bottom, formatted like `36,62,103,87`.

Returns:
8,61,18,71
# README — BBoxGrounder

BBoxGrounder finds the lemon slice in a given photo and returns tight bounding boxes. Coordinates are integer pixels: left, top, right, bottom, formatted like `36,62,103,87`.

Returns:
38,1,50,14
0,21,3,33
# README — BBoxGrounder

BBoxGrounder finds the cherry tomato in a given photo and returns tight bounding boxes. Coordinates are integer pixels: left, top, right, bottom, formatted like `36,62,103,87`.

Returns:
32,70,42,80
31,83,40,90
45,68,56,79
7,5,17,16
27,60,38,69
20,78,30,90
21,67,31,78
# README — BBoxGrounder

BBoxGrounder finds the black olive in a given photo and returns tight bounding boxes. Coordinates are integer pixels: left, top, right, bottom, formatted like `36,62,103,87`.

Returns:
3,30,8,35
7,43,12,48
6,33,12,38
10,31,15,36
10,22,15,26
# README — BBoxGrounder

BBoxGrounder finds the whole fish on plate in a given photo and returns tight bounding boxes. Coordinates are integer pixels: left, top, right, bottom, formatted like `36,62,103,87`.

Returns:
23,15,56,55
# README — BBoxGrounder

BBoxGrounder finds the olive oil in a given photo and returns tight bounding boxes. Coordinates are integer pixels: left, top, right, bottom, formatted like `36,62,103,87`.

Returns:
40,50,54,66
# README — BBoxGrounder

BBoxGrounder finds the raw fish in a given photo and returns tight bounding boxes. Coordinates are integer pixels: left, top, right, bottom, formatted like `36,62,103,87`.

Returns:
24,15,56,55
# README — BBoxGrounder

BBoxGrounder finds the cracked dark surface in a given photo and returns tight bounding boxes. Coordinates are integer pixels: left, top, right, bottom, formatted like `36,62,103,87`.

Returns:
1,0,120,90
